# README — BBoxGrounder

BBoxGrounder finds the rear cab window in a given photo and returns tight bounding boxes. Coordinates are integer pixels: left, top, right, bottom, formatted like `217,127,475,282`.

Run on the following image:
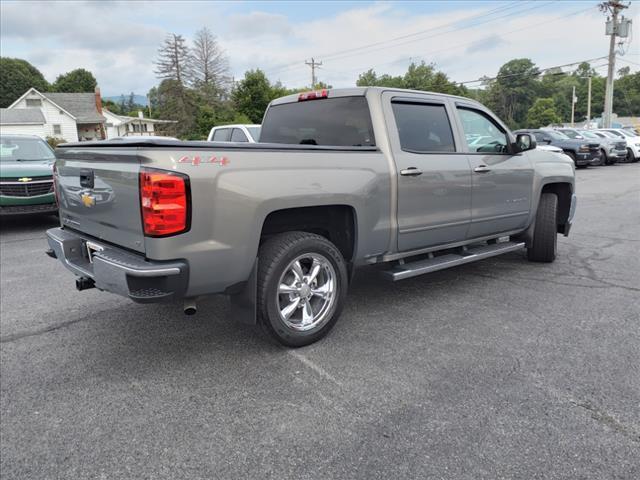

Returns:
212,128,231,141
260,96,375,147
231,129,248,142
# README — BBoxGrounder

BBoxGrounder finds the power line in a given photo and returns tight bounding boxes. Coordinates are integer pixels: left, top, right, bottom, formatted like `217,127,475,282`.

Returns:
458,56,609,85
321,1,554,65
303,4,598,84
265,1,530,76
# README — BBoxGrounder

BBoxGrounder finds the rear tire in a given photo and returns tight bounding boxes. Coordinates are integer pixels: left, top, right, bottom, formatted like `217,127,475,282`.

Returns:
257,231,348,347
527,193,558,263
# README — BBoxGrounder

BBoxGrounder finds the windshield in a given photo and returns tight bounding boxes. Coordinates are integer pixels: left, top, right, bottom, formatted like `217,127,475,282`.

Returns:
616,129,633,137
246,126,261,141
560,129,582,139
0,136,55,162
580,131,599,139
260,96,375,146
545,130,569,140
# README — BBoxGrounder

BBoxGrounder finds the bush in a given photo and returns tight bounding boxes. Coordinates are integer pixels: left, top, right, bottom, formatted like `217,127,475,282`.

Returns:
46,136,66,148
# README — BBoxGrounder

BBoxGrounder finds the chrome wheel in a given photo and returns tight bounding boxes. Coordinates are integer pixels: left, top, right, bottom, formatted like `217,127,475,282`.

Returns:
277,253,337,331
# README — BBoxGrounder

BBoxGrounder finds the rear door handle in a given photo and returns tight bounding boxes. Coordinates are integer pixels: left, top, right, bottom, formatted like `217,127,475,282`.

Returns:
400,167,423,177
473,165,491,173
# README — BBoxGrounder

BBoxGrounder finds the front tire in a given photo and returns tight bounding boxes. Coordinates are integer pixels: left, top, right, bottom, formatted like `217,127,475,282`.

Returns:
627,148,637,163
600,149,608,165
527,193,558,263
257,232,348,347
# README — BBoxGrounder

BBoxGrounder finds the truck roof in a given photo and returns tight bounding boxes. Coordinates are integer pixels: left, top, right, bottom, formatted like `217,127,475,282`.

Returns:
270,86,479,107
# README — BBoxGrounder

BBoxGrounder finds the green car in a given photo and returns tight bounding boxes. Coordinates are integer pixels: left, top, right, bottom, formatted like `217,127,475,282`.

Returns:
0,134,58,215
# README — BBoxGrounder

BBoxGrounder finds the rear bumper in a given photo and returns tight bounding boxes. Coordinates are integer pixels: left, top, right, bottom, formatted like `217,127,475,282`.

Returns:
46,227,189,303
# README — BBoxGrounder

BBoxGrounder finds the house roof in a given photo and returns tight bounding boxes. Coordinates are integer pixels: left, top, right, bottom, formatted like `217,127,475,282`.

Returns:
42,92,104,124
0,108,45,125
103,109,176,124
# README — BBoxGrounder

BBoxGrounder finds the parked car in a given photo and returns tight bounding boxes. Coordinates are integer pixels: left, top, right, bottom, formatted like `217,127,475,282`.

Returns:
46,87,576,346
515,128,600,167
597,128,640,162
0,134,58,215
555,128,602,165
207,124,261,143
581,130,627,164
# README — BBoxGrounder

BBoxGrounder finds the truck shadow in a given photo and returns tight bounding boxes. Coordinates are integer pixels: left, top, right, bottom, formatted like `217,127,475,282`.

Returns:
0,213,59,236
54,251,531,379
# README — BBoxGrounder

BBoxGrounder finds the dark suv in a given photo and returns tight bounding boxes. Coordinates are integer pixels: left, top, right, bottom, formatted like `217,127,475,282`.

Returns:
515,129,600,167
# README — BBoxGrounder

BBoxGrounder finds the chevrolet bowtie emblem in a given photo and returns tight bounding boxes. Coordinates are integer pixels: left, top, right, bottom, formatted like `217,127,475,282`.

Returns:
81,193,96,207
17,177,32,182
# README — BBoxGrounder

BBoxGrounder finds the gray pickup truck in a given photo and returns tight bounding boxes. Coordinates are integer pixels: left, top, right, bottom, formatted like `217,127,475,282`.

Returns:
46,87,576,346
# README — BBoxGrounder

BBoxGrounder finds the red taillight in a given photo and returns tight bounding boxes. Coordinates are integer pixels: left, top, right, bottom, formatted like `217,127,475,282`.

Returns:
52,162,59,206
139,168,190,237
298,89,328,101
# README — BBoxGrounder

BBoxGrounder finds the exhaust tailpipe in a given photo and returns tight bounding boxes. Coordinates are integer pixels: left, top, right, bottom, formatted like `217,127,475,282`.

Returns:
183,298,197,315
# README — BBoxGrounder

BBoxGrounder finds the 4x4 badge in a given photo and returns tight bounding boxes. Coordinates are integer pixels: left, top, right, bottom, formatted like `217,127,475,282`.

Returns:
176,155,229,166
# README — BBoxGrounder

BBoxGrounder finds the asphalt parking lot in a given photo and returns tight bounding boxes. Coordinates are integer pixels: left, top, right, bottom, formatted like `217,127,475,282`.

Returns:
1,163,639,479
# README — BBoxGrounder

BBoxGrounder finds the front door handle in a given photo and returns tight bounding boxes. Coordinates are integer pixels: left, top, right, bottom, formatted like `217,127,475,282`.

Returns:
400,167,423,177
474,165,491,173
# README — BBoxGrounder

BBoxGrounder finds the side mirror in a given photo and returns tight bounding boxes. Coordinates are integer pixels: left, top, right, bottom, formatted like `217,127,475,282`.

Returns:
515,133,536,152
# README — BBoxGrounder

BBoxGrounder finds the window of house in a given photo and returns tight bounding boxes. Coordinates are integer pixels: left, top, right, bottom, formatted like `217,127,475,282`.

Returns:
391,102,455,153
25,99,42,107
143,124,148,132
53,125,62,135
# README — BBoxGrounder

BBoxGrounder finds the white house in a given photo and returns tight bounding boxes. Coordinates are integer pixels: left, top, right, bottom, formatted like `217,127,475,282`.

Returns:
102,109,175,138
1,87,175,142
3,87,107,142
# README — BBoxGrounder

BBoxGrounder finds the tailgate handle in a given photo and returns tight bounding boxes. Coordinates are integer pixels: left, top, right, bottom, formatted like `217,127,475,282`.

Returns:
79,169,94,189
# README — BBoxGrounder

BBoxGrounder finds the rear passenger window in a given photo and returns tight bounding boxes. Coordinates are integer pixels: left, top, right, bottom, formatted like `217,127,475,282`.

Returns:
231,129,248,142
212,128,231,141
391,102,455,153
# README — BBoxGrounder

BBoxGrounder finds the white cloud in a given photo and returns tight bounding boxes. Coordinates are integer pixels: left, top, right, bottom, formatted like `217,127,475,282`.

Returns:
0,1,636,95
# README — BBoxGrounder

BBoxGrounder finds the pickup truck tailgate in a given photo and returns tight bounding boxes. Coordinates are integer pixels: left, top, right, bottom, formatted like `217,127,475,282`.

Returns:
55,148,145,253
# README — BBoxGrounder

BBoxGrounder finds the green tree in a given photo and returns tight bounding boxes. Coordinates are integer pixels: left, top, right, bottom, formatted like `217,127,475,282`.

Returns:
52,68,97,92
356,62,464,95
0,57,49,107
151,79,197,138
613,70,640,117
485,58,540,128
527,98,561,128
231,69,275,123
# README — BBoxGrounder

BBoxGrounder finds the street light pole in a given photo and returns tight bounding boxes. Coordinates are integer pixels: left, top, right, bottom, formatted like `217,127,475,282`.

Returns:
571,86,576,127
586,76,592,128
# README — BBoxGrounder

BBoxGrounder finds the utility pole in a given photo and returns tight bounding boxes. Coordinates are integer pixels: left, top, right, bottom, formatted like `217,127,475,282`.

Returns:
571,86,576,127
305,58,322,88
600,1,630,128
586,76,592,128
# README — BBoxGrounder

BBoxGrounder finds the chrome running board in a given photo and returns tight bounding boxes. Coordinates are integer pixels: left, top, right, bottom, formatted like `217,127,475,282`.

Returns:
380,241,525,281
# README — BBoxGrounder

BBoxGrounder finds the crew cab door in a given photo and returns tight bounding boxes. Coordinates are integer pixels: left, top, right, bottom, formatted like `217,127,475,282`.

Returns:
453,103,534,238
383,92,472,251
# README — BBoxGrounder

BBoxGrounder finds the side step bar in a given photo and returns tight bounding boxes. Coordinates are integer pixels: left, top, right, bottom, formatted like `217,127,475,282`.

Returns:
381,241,525,281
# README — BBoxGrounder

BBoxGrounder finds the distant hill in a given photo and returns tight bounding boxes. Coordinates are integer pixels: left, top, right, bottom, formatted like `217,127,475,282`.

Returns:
103,94,148,106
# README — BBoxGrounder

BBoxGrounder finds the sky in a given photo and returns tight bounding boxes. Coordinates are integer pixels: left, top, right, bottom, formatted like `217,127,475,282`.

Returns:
1,0,638,97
